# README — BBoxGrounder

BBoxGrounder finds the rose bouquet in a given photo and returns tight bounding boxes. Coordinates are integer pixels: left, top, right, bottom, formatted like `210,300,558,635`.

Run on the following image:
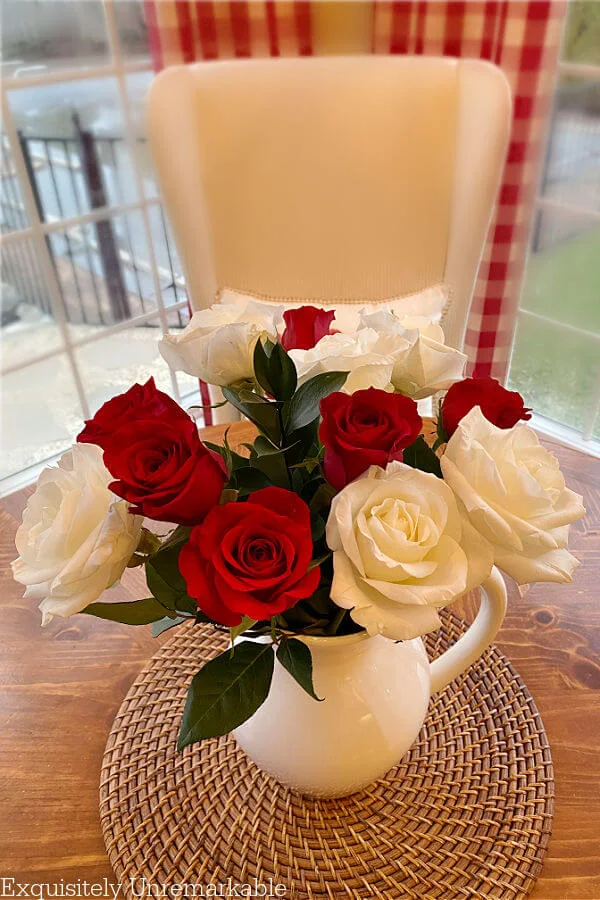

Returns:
13,302,585,752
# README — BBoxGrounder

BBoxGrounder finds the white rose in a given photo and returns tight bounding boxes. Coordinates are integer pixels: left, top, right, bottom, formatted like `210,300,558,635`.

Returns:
326,461,493,640
159,300,279,386
289,329,395,393
361,310,467,400
440,407,585,584
12,444,142,623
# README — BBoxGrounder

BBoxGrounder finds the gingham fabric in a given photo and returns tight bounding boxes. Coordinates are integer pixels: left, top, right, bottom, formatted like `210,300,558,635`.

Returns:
144,0,565,382
143,1,313,66
373,0,565,378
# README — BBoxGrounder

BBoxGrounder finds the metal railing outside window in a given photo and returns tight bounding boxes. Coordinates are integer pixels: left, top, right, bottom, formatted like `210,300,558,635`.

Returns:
0,0,198,495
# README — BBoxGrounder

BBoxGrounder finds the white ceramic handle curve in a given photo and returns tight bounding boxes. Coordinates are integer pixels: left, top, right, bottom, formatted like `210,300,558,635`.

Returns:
429,566,507,694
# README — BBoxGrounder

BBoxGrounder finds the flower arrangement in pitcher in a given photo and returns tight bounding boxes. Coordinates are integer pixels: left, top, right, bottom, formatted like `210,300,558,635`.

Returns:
12,300,585,750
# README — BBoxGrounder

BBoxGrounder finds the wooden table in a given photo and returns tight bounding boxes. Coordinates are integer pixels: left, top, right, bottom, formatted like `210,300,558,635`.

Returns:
1,421,599,898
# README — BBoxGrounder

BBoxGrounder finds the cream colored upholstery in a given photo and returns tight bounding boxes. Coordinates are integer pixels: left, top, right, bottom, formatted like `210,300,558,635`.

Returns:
148,55,510,355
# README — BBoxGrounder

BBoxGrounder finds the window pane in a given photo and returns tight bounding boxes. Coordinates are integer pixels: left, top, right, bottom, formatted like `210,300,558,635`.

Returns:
524,213,600,334
114,0,151,62
7,77,137,220
44,211,182,335
2,0,110,77
0,353,83,480
126,71,158,198
74,321,175,418
148,204,188,308
562,1,600,66
1,235,64,370
508,315,600,437
0,132,29,233
177,371,202,405
542,77,600,216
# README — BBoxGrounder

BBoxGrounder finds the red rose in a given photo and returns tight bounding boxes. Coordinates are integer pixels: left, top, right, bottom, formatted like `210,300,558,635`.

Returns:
441,376,532,437
101,415,227,527
179,487,320,626
77,378,186,450
319,388,422,490
281,306,336,351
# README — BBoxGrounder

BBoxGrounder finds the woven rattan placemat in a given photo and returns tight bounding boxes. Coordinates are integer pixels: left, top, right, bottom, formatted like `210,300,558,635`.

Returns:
100,611,554,900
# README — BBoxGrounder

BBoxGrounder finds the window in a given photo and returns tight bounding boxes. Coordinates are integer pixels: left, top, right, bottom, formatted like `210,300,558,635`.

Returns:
508,0,600,453
0,0,198,494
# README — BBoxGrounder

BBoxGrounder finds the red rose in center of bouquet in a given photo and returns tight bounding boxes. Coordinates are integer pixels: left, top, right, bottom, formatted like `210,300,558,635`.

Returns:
180,487,320,627
319,388,423,490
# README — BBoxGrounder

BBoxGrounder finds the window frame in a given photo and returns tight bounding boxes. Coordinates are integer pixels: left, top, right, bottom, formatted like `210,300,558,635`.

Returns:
0,0,197,496
508,54,600,456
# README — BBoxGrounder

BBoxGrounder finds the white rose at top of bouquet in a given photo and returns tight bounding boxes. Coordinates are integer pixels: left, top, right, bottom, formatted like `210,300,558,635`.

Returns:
440,406,585,584
12,443,142,624
361,309,467,400
289,329,395,394
326,461,493,641
159,300,280,386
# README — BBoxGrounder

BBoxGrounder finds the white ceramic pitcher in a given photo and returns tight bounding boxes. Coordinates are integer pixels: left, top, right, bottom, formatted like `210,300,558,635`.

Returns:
233,567,507,797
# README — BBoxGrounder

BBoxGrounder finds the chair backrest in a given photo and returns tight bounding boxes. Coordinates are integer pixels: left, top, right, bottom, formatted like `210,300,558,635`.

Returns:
148,56,510,350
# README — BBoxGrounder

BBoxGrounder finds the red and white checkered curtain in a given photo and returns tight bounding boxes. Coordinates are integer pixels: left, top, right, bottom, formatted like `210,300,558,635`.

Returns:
143,1,313,66
373,0,565,378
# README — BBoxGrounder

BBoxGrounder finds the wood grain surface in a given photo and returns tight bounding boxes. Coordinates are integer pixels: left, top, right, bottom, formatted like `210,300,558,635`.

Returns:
1,420,599,898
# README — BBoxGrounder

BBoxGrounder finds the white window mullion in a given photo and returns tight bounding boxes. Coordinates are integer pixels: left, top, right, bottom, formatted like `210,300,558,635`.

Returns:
535,195,600,224
0,195,163,249
1,301,190,378
102,0,182,404
2,59,149,93
1,92,91,420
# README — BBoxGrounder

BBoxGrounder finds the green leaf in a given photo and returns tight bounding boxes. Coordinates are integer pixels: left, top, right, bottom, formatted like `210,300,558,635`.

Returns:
311,515,326,543
145,542,196,615
253,338,297,401
250,436,290,488
159,525,192,552
82,597,174,625
222,385,282,443
230,616,257,644
231,466,272,497
178,641,275,748
277,638,322,701
403,435,442,478
152,615,187,637
284,371,348,433
307,552,330,571
284,419,319,466
309,482,337,516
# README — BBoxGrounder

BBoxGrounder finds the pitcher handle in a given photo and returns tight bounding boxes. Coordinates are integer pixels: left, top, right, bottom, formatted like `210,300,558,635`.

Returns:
429,566,507,694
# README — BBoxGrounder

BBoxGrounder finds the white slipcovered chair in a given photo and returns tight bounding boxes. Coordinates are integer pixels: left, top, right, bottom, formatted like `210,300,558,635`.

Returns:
148,56,510,420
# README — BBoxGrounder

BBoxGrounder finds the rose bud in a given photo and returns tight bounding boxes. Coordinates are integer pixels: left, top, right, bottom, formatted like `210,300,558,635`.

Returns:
281,306,336,351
